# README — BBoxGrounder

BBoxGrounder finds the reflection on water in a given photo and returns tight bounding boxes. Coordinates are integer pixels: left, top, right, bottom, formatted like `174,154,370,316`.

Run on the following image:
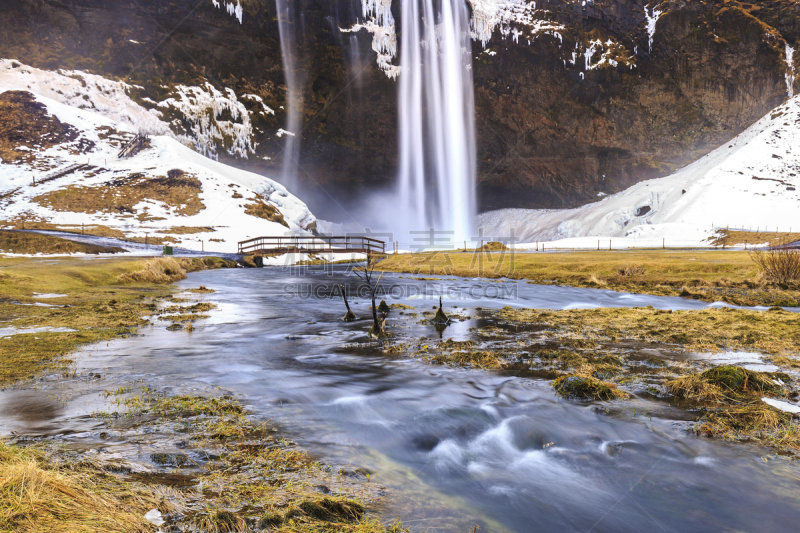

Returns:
3,268,800,532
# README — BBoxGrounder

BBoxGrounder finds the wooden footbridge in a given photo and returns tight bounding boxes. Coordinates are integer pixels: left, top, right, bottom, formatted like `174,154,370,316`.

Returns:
238,235,385,256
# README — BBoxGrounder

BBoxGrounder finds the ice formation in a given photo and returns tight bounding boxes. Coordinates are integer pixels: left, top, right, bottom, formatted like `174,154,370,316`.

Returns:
243,94,276,116
786,43,796,98
211,0,243,24
645,3,663,53
0,60,264,160
344,0,663,79
157,83,255,159
340,0,399,78
584,39,636,70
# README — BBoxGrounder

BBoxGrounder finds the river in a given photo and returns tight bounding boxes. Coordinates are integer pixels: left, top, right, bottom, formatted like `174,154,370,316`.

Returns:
3,266,800,532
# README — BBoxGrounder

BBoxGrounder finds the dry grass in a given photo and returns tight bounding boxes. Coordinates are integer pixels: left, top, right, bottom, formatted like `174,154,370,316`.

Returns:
478,241,509,252
667,365,784,402
162,226,215,235
130,395,402,532
116,256,236,284
0,442,156,532
618,264,646,276
115,257,188,284
430,350,506,368
666,365,800,450
0,230,125,255
711,229,800,247
377,249,800,306
0,91,77,164
553,375,629,401
33,173,205,217
0,392,402,532
497,306,800,356
244,198,288,227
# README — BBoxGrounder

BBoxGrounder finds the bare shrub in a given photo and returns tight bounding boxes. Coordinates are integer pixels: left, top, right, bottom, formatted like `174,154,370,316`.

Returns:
618,265,646,276
750,248,800,283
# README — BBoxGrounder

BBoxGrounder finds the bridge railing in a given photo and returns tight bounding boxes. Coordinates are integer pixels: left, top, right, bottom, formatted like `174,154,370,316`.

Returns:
238,235,385,255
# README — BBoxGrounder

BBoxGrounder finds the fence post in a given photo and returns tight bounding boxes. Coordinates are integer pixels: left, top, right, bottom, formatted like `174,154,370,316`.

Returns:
609,240,611,251
662,238,665,249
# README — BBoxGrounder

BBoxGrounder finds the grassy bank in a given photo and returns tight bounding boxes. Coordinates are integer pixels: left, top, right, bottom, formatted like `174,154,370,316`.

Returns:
377,249,800,306
3,393,402,532
0,230,127,255
0,255,234,386
711,229,800,247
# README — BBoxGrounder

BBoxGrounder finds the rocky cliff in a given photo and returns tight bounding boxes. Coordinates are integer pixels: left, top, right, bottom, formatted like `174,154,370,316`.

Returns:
1,0,797,218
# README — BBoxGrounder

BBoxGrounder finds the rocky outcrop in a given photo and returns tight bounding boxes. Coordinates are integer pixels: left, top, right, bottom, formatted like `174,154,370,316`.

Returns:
1,0,798,216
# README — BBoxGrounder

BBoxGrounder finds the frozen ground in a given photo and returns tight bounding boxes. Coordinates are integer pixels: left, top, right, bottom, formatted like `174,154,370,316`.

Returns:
0,78,316,255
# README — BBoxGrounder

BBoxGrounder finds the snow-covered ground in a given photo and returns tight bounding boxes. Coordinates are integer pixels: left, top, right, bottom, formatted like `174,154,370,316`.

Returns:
479,94,800,250
0,89,316,255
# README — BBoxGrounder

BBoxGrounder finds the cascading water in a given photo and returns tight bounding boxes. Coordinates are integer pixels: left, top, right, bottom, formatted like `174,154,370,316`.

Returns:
396,0,477,241
276,0,304,192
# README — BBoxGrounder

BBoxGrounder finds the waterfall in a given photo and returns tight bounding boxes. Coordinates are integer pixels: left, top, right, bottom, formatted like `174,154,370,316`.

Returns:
276,0,303,192
396,0,477,241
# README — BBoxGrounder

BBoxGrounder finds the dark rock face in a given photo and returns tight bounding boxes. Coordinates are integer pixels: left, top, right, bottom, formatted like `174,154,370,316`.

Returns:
0,0,797,217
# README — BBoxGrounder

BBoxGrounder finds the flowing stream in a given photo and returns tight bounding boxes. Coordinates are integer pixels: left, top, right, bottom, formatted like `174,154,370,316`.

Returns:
396,0,477,239
4,268,800,532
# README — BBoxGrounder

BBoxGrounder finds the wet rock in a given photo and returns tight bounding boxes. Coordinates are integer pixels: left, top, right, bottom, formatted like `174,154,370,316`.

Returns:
150,452,189,467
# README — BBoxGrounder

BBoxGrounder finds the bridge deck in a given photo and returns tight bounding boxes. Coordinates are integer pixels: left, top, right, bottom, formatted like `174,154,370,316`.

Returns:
238,235,385,256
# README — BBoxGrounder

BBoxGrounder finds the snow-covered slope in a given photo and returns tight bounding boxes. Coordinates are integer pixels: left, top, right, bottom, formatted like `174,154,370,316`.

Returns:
479,94,800,248
0,90,315,254
0,59,268,160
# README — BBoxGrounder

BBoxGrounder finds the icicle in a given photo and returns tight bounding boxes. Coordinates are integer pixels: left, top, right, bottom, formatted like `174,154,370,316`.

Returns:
644,4,663,53
786,43,796,98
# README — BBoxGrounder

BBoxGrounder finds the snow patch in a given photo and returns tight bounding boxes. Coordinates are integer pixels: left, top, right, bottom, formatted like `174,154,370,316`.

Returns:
0,90,316,253
242,93,275,116
644,3,664,53
762,398,800,414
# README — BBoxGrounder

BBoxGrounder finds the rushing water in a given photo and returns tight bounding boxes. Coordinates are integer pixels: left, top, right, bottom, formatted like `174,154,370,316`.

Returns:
276,0,304,192
397,0,477,240
5,268,800,532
